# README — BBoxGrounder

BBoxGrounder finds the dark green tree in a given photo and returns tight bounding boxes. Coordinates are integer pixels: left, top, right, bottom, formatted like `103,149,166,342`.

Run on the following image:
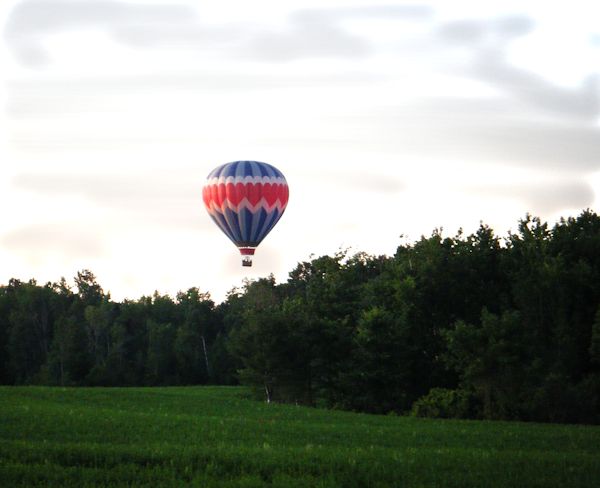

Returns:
443,309,528,419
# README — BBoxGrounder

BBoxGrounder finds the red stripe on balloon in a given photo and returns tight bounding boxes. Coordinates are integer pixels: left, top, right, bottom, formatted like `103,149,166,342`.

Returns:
203,182,289,211
202,186,211,208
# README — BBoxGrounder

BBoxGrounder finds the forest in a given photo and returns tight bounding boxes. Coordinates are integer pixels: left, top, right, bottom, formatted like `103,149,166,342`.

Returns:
1,210,599,425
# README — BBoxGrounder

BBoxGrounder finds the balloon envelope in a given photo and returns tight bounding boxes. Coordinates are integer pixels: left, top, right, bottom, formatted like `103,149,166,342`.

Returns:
202,161,289,265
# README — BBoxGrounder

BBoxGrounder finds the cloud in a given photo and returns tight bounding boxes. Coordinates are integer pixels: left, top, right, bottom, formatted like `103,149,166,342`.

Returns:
1,223,104,260
325,5,433,20
240,10,371,62
317,170,404,194
4,0,435,66
438,15,534,45
6,70,381,117
465,180,595,215
238,5,433,62
12,171,212,230
345,98,600,172
4,0,197,65
437,16,599,122
470,52,599,122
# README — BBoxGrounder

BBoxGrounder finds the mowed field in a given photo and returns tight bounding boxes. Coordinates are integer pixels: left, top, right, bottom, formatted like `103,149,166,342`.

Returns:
0,387,599,487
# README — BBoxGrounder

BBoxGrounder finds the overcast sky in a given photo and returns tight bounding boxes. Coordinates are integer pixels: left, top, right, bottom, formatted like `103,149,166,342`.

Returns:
1,0,599,302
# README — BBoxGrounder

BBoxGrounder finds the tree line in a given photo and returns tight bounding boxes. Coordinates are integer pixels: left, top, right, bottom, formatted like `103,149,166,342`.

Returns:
1,210,599,424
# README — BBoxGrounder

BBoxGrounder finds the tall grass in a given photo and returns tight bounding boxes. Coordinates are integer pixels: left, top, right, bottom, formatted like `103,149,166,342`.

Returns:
1,386,599,487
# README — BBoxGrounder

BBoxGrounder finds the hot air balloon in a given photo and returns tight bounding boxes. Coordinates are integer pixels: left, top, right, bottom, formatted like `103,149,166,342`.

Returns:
202,161,289,267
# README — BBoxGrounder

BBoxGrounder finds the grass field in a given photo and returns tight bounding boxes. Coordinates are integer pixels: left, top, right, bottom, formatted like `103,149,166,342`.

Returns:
0,386,599,487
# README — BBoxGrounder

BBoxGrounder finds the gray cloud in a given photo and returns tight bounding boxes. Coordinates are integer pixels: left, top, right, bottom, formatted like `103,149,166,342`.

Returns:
4,0,434,66
350,173,404,194
240,10,371,62
465,180,595,215
2,223,104,259
471,51,599,122
438,15,534,45
6,71,381,118
318,170,404,194
437,16,599,122
10,94,600,176
5,0,194,34
239,5,433,62
13,170,211,230
324,5,433,20
4,0,196,65
327,98,600,173
463,122,600,171
110,22,240,48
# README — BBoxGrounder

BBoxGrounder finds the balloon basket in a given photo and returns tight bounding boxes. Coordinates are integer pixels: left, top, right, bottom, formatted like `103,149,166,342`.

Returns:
239,247,255,267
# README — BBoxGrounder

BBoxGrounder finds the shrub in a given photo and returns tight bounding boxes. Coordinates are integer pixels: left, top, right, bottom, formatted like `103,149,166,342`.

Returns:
411,388,473,419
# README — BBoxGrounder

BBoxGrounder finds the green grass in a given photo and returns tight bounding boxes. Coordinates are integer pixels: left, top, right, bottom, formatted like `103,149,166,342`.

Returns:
0,387,599,487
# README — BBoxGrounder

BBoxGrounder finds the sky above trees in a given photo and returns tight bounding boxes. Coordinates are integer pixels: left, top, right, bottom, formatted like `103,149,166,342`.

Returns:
1,0,599,301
